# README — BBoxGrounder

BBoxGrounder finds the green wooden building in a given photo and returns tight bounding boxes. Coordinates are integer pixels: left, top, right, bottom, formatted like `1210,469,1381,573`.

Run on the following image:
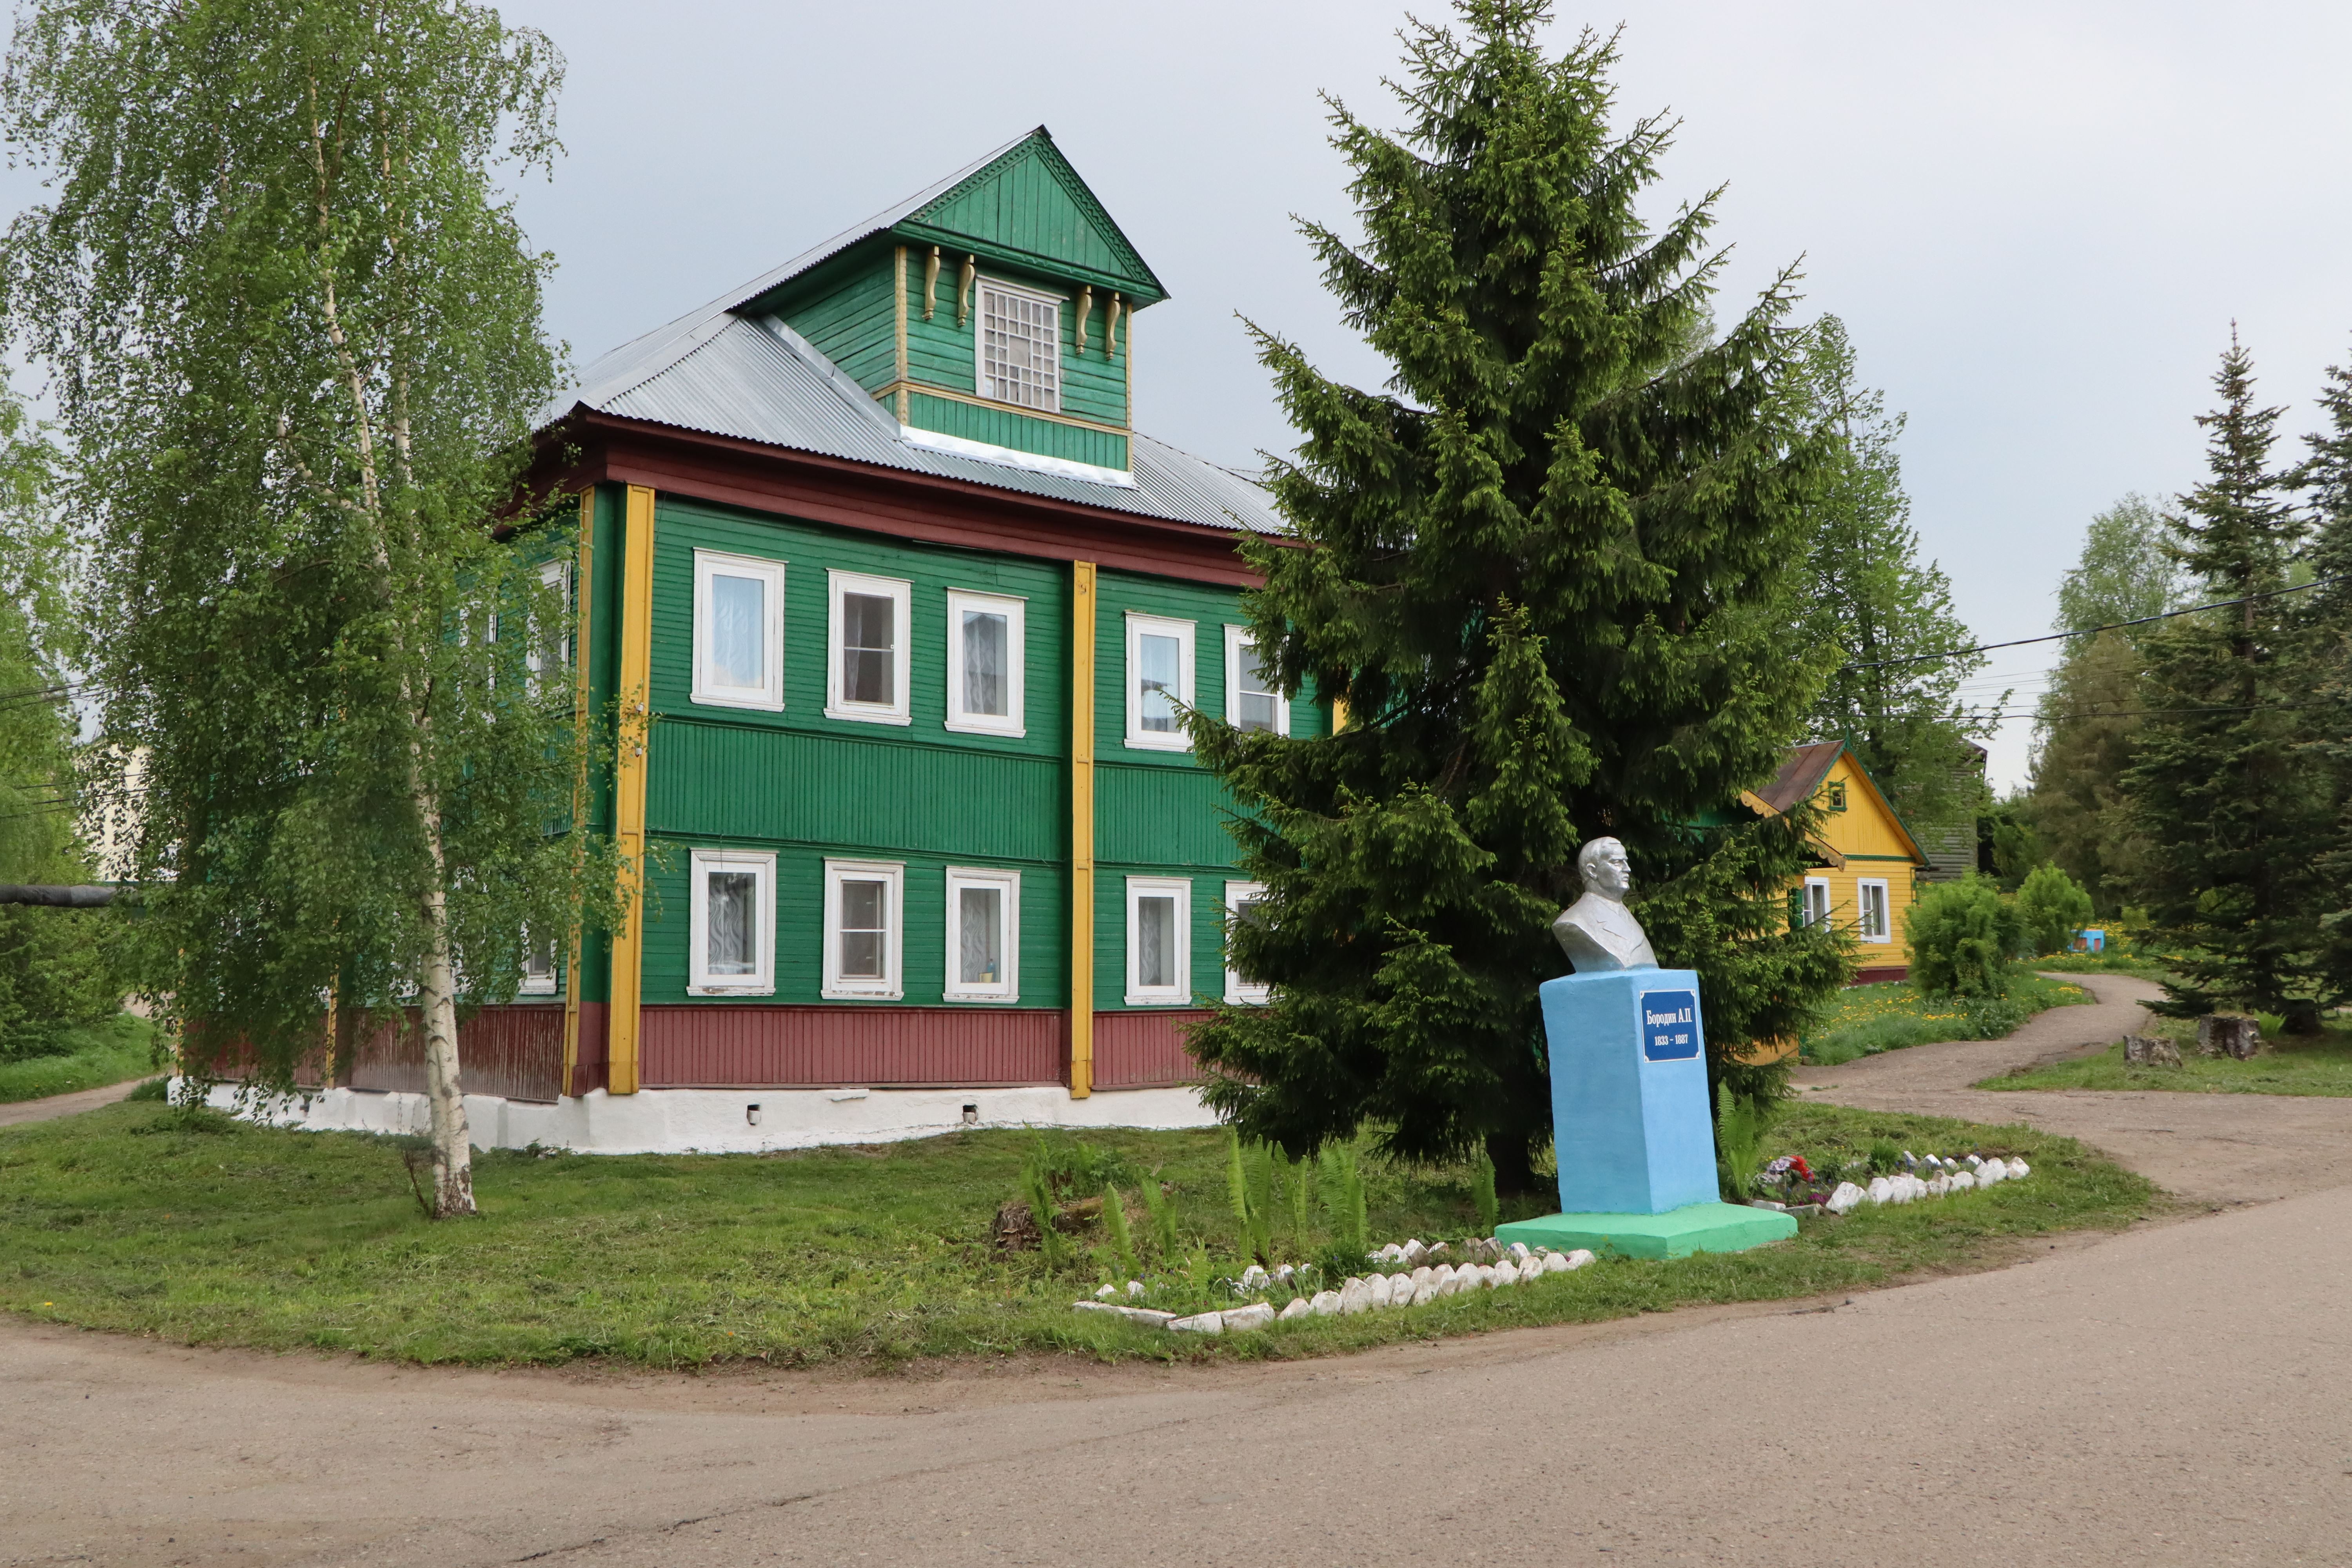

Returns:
363,128,1312,1152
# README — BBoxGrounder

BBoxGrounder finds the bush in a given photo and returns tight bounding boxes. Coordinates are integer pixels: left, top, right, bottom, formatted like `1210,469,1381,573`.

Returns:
2014,864,2095,957
1907,875,2024,999
0,906,123,1062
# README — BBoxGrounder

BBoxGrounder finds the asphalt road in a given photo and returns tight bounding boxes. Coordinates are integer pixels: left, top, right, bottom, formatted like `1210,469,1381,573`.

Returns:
5,973,2348,1568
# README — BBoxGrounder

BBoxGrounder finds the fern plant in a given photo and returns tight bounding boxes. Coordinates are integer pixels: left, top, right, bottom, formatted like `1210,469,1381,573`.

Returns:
1470,1148,1500,1235
1103,1186,1139,1281
1137,1168,1181,1259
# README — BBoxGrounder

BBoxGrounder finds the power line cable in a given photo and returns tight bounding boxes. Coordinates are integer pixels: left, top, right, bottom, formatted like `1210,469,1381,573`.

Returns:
1846,575,2341,670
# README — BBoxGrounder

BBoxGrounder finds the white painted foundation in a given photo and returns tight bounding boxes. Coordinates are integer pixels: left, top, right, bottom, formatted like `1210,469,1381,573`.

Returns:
188,1080,1220,1155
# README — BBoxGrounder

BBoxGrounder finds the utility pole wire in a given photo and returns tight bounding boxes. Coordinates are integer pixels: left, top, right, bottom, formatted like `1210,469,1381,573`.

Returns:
1844,574,2341,670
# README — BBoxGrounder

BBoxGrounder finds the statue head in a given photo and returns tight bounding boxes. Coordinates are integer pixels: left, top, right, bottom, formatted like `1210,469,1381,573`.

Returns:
1576,837,1632,902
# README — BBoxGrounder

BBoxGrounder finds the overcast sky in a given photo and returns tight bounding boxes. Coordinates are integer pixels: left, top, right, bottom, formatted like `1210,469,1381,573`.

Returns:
34,1,2352,790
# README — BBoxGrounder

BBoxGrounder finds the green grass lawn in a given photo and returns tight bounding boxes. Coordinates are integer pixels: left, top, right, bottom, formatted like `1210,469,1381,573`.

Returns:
1986,1016,2352,1097
0,1014,161,1104
2030,951,2177,982
0,1099,2156,1369
1800,973,2089,1066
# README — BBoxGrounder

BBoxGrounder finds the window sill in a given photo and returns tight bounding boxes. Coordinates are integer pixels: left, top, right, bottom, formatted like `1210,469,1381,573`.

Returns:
1224,988,1272,1007
1123,733,1193,753
1123,992,1193,1008
824,705,913,726
691,689,785,712
941,992,1021,1005
821,984,904,1002
943,719,1027,739
688,983,775,997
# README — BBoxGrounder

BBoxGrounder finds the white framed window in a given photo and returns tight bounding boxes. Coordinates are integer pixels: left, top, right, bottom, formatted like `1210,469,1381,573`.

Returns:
943,867,1021,1002
1224,624,1287,736
1799,877,1832,929
823,859,904,999
691,550,786,711
945,590,1025,737
518,933,559,996
1858,878,1892,944
1223,880,1271,1005
977,277,1062,412
689,848,775,995
1125,876,1192,1006
826,570,912,725
524,559,572,696
1125,612,1196,751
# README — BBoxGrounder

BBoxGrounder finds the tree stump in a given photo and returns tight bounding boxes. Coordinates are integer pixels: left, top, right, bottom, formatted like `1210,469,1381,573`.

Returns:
2123,1034,2182,1068
2196,1014,2263,1060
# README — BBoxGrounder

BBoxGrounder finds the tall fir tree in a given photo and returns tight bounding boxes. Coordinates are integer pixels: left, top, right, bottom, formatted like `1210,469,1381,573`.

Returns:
2125,332,2330,1027
2024,496,2179,914
1187,3,1846,1190
1785,315,1995,849
1,0,612,1212
2293,345,2352,1001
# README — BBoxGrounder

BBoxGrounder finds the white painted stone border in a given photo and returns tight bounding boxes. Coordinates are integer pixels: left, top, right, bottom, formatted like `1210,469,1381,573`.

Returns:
1074,1238,1597,1335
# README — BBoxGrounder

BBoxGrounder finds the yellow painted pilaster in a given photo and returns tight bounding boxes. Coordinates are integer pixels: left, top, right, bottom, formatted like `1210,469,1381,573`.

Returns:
561,488,596,1098
1069,561,1097,1098
608,484,656,1096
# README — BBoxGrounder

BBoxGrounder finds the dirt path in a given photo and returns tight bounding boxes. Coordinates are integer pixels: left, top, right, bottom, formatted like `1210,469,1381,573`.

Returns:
0,1075,144,1129
1793,971,2352,1206
4,971,2348,1567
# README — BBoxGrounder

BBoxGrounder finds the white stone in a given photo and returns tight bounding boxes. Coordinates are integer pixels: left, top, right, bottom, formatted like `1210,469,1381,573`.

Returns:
1096,1283,1120,1299
1564,1249,1596,1269
1339,1277,1372,1314
1274,1263,1296,1283
2009,1160,2031,1179
1365,1273,1394,1308
1310,1290,1342,1316
1474,1264,1499,1289
1926,1175,1950,1197
1979,1160,2007,1185
1411,1265,1434,1288
1542,1251,1572,1274
1170,1311,1224,1334
1278,1296,1314,1321
1866,1176,1893,1206
1223,1302,1277,1332
1492,1259,1520,1286
1950,1171,1976,1191
1825,1181,1866,1215
1401,1238,1427,1265
1410,1275,1441,1306
1507,1241,1532,1261
1964,1154,1983,1169
1127,1279,1147,1298
1240,1264,1269,1289
1427,1241,1452,1259
1378,1242,1405,1262
1074,1299,1120,1314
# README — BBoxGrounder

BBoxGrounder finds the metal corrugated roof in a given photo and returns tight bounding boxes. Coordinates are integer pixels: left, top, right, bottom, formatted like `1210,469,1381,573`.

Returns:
551,285,1285,539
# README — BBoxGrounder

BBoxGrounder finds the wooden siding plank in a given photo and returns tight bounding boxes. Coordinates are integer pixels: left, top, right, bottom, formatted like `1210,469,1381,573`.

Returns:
904,391,1127,470
1092,1009,1209,1089
640,1004,1063,1087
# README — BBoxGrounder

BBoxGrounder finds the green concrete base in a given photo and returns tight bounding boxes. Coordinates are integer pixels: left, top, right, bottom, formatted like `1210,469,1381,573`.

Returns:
1496,1201,1797,1260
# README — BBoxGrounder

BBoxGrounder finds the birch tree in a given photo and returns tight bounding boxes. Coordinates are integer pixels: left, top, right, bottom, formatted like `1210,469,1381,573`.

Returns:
1,0,606,1214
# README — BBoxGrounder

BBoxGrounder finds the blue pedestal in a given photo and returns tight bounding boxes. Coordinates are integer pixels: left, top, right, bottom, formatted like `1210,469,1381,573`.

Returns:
1543,968,1719,1216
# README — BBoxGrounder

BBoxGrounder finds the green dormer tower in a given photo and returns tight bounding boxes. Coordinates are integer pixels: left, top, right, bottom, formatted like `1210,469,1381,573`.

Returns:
741,129,1168,480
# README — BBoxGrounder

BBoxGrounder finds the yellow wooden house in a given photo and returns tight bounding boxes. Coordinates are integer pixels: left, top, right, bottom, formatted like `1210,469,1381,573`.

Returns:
1746,741,1930,984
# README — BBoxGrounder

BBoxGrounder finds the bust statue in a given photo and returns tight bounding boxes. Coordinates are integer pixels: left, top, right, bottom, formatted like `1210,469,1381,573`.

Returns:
1551,837,1657,974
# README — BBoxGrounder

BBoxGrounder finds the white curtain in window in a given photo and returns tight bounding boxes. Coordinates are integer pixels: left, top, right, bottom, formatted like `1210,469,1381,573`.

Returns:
707,870,757,975
840,878,887,977
962,609,1007,717
959,885,1003,985
1137,895,1176,988
842,593,894,706
1138,633,1180,733
711,573,765,689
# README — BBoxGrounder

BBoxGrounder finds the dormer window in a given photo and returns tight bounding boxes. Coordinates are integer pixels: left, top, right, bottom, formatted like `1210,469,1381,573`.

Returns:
977,278,1061,412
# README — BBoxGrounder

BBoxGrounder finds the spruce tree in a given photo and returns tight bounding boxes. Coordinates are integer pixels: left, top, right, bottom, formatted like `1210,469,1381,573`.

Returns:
2125,333,2329,1028
2294,345,2352,1002
1188,3,1844,1190
1786,315,1995,848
